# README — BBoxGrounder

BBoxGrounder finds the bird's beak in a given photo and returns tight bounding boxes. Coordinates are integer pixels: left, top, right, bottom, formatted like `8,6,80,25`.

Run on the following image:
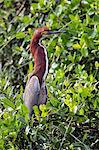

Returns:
43,30,66,35
47,30,66,35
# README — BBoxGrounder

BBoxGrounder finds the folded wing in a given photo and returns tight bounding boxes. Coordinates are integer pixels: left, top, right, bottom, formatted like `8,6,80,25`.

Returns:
38,81,47,105
23,75,40,117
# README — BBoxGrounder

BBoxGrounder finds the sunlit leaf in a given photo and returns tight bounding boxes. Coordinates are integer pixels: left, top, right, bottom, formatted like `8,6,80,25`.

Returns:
16,32,26,39
1,98,15,109
72,43,81,49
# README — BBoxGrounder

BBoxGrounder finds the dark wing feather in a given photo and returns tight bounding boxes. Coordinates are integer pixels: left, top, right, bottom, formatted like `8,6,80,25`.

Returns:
38,81,47,105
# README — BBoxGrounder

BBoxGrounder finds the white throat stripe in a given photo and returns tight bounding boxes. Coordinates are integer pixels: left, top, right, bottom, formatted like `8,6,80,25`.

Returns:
39,39,48,80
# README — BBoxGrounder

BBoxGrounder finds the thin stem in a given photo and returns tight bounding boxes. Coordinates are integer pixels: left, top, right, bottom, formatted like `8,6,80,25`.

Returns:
59,117,73,149
0,36,15,51
70,133,89,150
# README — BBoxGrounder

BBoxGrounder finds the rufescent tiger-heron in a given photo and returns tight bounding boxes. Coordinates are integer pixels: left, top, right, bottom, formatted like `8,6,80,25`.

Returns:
23,27,66,117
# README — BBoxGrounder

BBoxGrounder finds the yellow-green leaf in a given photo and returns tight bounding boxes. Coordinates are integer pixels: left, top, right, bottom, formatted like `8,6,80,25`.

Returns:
72,44,81,49
16,32,26,39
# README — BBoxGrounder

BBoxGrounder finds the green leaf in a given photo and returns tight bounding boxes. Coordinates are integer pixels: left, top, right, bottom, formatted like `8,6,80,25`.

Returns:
80,33,88,46
55,45,61,56
1,98,15,109
39,104,46,111
95,61,99,69
31,3,38,13
56,69,64,80
28,62,33,73
72,43,81,49
0,139,4,148
16,32,26,39
33,105,40,120
22,16,31,24
50,98,59,107
55,5,63,16
81,48,88,57
79,108,84,115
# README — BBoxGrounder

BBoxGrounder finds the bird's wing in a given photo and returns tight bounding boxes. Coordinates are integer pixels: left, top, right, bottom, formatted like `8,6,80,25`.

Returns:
23,75,40,116
38,81,47,105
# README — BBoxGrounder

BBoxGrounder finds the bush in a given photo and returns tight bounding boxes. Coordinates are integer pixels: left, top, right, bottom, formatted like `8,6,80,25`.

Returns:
0,0,99,149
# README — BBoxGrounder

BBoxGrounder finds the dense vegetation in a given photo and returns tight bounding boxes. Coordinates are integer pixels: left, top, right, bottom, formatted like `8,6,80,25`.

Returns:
0,0,99,149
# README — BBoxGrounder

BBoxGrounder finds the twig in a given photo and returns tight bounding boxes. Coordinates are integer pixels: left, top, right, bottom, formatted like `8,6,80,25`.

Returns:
70,133,90,150
91,139,99,148
10,0,26,24
59,117,73,149
16,1,26,16
0,36,15,51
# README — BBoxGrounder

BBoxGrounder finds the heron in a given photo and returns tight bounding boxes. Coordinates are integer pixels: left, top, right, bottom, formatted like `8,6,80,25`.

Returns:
23,27,65,117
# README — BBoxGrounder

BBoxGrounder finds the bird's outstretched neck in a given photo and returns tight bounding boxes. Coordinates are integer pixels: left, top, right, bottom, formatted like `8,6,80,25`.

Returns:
29,30,48,86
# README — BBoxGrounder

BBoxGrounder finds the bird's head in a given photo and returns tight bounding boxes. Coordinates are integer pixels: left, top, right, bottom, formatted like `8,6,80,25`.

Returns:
32,26,66,42
32,27,49,42
28,27,66,51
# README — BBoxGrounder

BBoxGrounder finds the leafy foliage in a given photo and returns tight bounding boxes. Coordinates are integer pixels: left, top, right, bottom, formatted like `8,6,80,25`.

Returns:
0,0,99,149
